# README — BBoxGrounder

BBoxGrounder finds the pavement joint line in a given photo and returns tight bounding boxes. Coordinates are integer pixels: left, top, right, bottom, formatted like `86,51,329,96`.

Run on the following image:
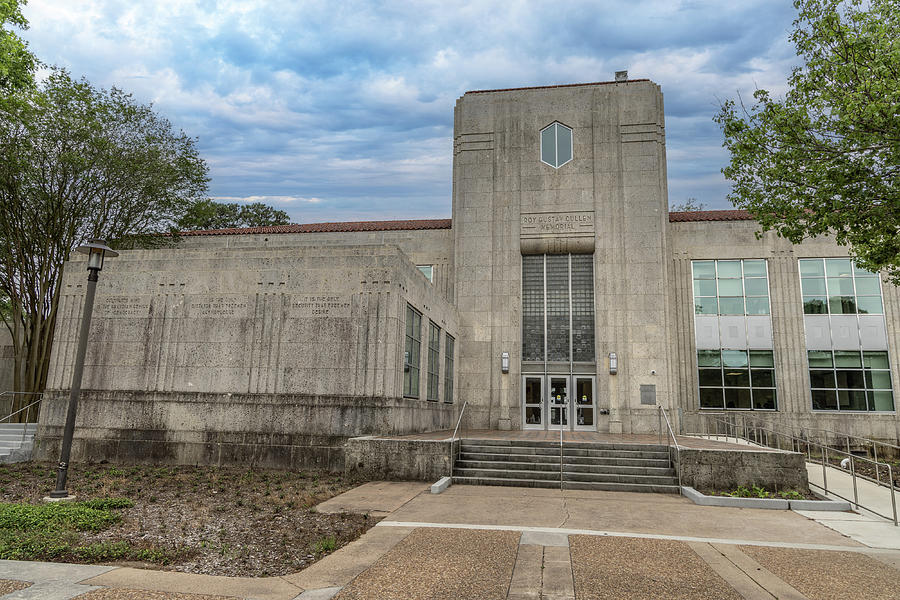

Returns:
374,520,877,552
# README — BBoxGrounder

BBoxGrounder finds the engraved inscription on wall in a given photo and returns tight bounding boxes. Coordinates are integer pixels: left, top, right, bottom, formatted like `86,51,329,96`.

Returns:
521,211,595,238
188,296,249,318
97,296,152,318
290,295,352,318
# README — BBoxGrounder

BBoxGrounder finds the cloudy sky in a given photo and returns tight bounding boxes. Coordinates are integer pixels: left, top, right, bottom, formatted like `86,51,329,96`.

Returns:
20,0,800,223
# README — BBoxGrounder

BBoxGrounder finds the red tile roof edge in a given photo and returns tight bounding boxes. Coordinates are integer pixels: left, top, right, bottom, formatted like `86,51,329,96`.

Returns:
668,210,753,222
466,79,651,95
178,211,753,236
179,218,453,236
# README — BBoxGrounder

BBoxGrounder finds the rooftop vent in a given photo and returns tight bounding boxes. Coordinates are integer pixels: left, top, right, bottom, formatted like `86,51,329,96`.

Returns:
615,70,628,82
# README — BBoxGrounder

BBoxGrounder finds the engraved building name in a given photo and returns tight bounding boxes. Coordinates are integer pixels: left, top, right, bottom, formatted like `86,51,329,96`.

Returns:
521,211,595,236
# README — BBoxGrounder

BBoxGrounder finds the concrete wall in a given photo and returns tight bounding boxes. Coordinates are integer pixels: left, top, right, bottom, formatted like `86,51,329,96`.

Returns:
36,243,459,469
179,228,454,302
676,448,809,492
669,219,900,442
452,80,672,433
344,436,457,481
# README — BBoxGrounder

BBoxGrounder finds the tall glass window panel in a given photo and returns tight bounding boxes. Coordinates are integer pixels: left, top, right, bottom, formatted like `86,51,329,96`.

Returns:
691,259,770,316
443,335,454,404
807,350,894,411
522,255,545,361
426,321,440,401
800,258,883,315
403,305,422,398
545,255,570,362
571,255,595,362
697,349,777,410
521,254,594,363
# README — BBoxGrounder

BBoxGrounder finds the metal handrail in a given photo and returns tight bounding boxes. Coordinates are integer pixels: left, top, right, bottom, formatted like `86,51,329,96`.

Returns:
658,406,682,494
0,393,43,445
696,412,900,491
448,400,469,479
697,413,898,525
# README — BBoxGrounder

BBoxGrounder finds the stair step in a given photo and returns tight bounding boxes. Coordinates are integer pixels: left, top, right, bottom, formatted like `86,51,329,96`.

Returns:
456,460,675,476
459,439,670,452
459,452,671,468
452,477,680,494
459,445,669,460
453,468,678,486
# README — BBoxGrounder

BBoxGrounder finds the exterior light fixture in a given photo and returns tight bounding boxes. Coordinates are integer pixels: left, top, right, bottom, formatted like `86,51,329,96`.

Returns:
49,239,118,499
609,352,618,375
501,352,510,373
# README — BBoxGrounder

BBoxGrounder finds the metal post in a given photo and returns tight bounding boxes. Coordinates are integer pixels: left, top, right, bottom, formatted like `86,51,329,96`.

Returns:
851,455,859,509
846,436,851,457
560,407,564,491
822,446,828,493
889,465,898,526
50,268,99,498
21,401,29,445
658,409,662,445
874,443,880,486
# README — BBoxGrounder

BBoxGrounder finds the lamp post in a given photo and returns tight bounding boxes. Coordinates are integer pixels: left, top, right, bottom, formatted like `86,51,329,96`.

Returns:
49,239,118,499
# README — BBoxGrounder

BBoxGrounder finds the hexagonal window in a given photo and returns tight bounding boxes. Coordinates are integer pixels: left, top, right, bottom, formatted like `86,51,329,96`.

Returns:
540,122,573,168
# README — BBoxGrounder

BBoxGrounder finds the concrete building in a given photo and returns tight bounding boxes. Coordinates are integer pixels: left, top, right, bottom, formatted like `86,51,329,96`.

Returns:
32,77,900,468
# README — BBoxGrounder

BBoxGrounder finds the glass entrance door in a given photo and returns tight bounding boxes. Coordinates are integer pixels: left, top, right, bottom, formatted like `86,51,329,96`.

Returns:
548,376,569,430
523,374,597,431
523,376,544,429
574,376,596,431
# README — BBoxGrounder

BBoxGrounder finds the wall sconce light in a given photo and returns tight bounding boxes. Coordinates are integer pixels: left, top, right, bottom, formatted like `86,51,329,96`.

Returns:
501,352,510,373
609,352,618,375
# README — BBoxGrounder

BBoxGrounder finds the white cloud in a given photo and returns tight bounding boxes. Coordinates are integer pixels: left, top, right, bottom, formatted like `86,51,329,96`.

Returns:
21,0,802,218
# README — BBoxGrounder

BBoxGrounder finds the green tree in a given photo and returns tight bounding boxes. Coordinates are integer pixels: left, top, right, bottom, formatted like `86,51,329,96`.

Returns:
0,68,209,408
238,202,291,228
670,197,707,212
716,0,900,281
178,200,291,230
0,0,38,91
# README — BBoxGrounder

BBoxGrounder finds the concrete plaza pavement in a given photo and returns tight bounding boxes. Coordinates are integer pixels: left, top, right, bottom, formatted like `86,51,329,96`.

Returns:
2,482,899,599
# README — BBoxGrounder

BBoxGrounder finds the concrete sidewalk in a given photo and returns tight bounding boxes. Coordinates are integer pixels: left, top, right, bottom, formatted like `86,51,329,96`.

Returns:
3,482,899,599
804,461,900,550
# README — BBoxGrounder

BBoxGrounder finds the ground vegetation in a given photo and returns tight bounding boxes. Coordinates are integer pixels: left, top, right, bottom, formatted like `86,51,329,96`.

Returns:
0,462,374,576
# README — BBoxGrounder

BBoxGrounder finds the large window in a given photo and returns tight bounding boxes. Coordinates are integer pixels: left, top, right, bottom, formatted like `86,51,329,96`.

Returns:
698,349,777,410
800,258,883,314
522,254,594,363
693,259,770,315
426,321,440,402
444,334,455,404
540,122,573,169
808,350,894,411
403,305,422,398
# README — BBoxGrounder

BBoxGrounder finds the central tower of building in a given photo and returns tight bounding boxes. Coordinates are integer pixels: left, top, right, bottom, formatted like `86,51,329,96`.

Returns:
451,79,673,434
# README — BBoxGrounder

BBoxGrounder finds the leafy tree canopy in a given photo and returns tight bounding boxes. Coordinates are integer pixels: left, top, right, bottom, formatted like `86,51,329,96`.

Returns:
0,68,209,401
0,0,37,91
716,0,900,281
178,199,291,230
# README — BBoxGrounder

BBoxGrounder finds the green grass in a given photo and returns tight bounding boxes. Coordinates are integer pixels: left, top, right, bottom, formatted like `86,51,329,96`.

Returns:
313,535,336,554
0,498,176,564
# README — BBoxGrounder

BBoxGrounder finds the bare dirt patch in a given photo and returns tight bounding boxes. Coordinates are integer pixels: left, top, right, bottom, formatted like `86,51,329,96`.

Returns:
0,462,376,577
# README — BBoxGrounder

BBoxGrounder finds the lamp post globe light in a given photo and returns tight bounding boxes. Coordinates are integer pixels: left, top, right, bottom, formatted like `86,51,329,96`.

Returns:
49,239,118,499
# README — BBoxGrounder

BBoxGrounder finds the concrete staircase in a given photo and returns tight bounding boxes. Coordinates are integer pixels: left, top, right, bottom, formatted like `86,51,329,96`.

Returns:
452,439,680,493
0,423,37,463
